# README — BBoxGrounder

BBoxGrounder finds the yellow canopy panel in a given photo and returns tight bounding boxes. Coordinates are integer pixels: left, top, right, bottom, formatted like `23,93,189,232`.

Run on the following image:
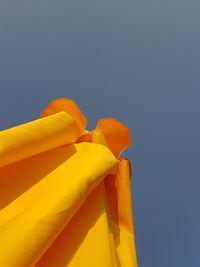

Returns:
0,98,138,267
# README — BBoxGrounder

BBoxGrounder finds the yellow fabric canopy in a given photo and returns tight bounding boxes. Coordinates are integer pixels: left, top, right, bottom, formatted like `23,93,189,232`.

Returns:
0,98,138,267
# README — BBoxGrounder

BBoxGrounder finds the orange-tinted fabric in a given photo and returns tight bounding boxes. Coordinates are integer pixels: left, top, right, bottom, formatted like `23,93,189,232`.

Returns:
0,98,137,267
96,118,131,158
40,98,87,137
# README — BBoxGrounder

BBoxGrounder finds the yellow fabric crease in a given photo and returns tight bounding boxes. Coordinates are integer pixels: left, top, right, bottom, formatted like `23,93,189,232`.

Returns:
0,98,138,267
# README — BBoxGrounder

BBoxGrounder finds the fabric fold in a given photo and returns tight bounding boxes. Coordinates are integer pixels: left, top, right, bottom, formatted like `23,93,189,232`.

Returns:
0,111,77,168
0,142,118,267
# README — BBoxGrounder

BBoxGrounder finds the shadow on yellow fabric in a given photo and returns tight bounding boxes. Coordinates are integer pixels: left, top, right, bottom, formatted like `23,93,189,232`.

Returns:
0,98,138,267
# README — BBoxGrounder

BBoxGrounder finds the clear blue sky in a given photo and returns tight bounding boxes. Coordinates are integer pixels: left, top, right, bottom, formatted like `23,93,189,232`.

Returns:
0,1,199,266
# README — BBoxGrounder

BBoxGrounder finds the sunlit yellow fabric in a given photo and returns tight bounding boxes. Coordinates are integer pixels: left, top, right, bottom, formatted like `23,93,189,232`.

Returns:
0,98,138,267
